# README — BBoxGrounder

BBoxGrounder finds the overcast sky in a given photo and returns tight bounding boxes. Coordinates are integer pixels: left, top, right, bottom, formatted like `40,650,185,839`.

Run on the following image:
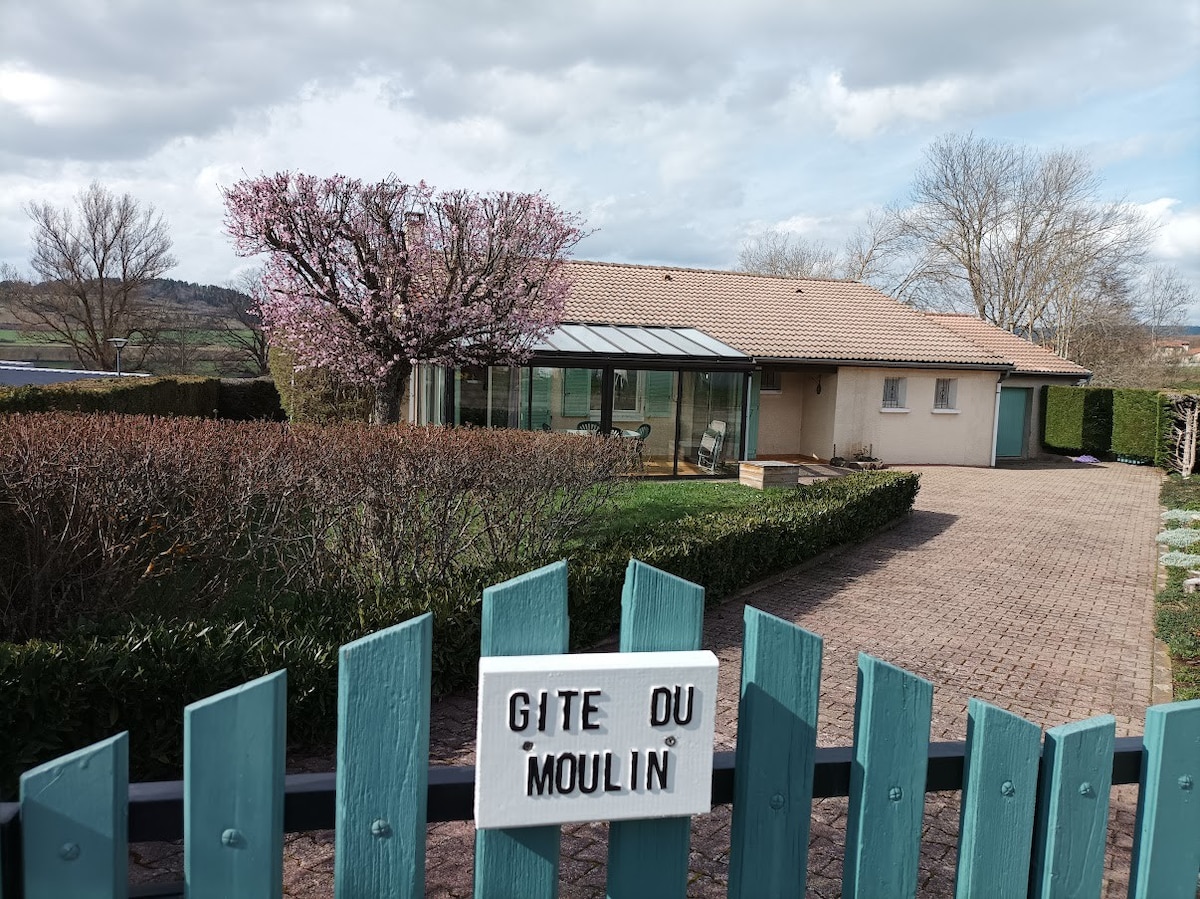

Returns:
2,1,1198,314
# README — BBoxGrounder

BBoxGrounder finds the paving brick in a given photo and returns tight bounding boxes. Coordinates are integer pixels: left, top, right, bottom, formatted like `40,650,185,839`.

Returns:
129,460,1162,897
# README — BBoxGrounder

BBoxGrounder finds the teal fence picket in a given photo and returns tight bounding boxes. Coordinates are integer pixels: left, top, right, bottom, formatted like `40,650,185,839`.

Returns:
335,613,433,899
842,654,933,899
954,699,1042,898
474,561,571,899
1029,715,1116,899
728,607,823,899
1128,698,1200,898
19,733,128,899
606,560,705,899
6,559,1200,899
184,670,287,899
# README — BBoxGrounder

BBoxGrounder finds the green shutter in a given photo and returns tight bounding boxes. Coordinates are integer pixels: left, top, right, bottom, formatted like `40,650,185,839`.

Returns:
562,369,591,417
645,371,675,417
530,369,552,428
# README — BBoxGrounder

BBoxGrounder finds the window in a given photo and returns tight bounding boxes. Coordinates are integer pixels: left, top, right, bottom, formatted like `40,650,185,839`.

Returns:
760,367,782,393
934,378,958,410
882,377,907,409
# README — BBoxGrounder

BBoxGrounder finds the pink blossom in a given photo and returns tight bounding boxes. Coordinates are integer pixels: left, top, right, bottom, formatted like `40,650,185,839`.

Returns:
222,172,586,422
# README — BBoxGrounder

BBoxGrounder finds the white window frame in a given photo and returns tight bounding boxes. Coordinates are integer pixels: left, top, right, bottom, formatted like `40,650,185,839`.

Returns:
881,377,908,411
933,377,958,412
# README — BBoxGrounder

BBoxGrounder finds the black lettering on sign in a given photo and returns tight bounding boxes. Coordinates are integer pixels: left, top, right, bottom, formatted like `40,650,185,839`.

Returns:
649,684,696,726
604,752,622,792
557,689,579,730
527,752,619,796
508,691,530,732
582,689,601,730
555,754,577,794
650,687,671,726
527,754,554,796
647,749,670,790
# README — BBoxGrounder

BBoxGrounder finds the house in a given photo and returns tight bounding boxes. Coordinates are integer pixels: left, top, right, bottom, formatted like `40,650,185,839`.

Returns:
411,261,1089,475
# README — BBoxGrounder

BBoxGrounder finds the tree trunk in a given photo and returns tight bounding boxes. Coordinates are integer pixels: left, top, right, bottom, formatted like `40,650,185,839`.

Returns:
372,365,410,425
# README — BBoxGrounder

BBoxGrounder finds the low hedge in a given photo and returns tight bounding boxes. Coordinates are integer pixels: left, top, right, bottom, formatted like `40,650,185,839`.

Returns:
0,376,220,417
0,470,919,794
0,376,284,421
216,377,286,421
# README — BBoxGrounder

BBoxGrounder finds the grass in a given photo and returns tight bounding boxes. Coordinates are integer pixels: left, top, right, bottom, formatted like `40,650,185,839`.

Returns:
1156,474,1200,701
580,479,792,543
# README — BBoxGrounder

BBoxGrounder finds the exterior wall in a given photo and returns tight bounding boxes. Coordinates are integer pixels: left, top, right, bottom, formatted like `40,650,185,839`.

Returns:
755,370,805,455
799,372,837,460
831,367,999,466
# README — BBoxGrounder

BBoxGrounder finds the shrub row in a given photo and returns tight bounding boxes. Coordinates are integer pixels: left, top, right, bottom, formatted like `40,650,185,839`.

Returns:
564,471,921,650
0,414,636,642
0,375,285,421
1155,475,1200,705
0,469,919,794
1042,385,1171,463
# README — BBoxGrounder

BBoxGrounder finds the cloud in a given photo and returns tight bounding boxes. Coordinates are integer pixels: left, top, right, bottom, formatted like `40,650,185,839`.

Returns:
0,0,1195,296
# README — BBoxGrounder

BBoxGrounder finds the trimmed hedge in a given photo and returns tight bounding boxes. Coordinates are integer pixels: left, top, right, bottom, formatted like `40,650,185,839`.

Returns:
1111,388,1170,464
0,376,285,421
0,376,220,417
1042,385,1112,455
268,345,373,423
216,377,286,421
565,471,920,649
0,470,919,794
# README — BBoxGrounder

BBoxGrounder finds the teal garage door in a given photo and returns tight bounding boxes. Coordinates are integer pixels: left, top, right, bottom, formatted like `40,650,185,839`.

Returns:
996,387,1030,458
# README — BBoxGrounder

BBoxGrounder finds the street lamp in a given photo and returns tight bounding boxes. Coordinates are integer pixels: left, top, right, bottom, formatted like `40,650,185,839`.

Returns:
107,338,129,377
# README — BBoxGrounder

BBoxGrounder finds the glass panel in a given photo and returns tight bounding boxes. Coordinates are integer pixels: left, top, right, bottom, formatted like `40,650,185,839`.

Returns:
455,366,488,426
420,365,447,425
612,369,638,416
529,367,604,430
618,368,678,475
523,367,554,429
487,366,517,428
562,368,593,417
678,371,744,476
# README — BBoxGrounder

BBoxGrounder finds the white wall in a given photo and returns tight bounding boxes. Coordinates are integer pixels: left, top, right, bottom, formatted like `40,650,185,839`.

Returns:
831,367,999,465
756,370,805,455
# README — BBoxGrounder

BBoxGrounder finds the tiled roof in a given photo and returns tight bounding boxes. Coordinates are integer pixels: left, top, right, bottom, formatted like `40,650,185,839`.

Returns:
924,314,1091,377
562,261,1010,367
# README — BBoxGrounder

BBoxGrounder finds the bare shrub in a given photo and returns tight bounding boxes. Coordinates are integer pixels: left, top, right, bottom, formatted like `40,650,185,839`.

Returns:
0,415,636,640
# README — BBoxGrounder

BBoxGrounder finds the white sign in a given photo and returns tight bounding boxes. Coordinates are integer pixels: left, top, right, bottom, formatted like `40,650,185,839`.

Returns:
474,650,719,829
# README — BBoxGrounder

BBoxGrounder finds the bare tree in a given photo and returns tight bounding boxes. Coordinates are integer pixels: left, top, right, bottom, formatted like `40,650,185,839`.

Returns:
737,230,841,279
888,134,1153,351
217,269,271,376
20,182,175,370
1137,264,1193,348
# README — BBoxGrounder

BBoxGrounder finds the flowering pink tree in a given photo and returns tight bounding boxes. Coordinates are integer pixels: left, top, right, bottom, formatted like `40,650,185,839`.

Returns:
222,173,586,423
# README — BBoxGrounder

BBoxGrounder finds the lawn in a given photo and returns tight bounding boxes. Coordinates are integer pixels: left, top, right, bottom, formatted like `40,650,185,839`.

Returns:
579,479,793,543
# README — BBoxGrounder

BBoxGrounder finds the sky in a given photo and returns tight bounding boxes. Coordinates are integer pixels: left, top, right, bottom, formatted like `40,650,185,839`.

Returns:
2,0,1198,315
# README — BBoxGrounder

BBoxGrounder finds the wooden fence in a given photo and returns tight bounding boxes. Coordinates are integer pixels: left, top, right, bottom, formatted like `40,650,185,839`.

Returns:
1,559,1197,898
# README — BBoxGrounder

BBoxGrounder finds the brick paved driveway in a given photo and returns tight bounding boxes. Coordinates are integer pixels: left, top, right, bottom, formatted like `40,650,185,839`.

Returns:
133,460,1165,896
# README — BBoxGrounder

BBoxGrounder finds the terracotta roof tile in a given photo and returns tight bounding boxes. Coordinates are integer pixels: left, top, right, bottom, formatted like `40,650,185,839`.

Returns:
562,261,1010,366
924,313,1091,377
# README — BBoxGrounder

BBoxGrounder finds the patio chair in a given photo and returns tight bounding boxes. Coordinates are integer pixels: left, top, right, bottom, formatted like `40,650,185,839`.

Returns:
609,427,624,438
577,421,602,433
697,426,724,474
633,423,652,469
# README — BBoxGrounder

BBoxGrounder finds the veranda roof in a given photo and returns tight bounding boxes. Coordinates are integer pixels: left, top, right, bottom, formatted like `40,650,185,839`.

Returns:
530,323,752,369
